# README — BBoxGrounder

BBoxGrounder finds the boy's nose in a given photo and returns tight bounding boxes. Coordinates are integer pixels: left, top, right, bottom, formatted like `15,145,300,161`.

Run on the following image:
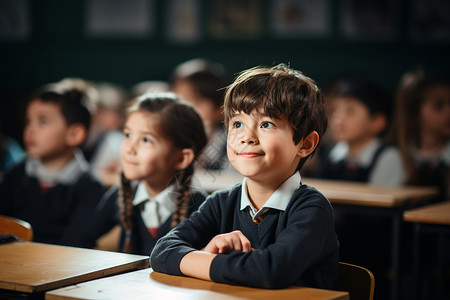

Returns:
240,129,259,145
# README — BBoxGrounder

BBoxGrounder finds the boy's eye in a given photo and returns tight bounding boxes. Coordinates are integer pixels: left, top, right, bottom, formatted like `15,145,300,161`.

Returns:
261,122,275,129
233,121,243,129
123,132,131,139
39,117,48,125
431,99,445,111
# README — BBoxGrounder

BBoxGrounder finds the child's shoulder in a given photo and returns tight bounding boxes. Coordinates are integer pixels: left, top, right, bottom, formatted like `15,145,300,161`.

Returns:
291,184,333,211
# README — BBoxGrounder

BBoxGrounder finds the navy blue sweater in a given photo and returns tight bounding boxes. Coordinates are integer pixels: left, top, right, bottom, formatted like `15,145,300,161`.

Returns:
150,183,339,289
0,161,106,247
83,185,206,255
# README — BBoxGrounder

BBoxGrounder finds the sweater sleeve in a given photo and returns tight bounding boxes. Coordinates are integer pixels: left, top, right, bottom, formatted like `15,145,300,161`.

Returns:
210,189,337,289
150,189,229,275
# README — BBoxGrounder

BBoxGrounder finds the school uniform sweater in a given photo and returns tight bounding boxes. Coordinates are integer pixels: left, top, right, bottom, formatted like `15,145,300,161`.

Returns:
0,160,106,247
150,183,339,289
85,185,207,255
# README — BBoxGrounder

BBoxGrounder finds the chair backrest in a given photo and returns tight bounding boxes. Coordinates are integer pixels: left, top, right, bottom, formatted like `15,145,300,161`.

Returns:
334,262,375,300
0,215,33,241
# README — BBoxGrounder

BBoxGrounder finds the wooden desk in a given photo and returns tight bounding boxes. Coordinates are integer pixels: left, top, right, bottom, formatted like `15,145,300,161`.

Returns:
404,201,450,300
194,171,439,300
0,241,149,298
404,201,450,225
46,268,349,300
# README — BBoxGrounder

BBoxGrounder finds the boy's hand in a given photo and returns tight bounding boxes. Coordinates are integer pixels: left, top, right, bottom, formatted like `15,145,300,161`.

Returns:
204,230,253,254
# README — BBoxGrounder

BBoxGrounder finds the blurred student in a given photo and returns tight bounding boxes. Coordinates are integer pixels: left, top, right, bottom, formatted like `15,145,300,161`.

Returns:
315,78,405,186
151,64,338,289
88,82,129,186
391,68,450,201
0,88,106,247
85,92,208,255
171,58,231,171
0,131,25,179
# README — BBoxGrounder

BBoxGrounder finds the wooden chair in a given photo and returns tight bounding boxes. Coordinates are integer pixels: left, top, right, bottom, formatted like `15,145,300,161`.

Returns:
0,215,33,241
334,262,375,300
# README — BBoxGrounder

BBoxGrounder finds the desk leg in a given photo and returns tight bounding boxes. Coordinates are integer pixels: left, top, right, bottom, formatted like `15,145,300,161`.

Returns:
412,223,421,300
391,211,402,300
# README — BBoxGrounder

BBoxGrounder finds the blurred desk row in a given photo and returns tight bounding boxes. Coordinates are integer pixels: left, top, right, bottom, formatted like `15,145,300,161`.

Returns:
0,241,348,300
194,170,440,300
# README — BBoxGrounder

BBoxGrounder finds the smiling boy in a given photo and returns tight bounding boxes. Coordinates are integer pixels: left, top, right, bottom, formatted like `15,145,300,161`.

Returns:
150,64,338,289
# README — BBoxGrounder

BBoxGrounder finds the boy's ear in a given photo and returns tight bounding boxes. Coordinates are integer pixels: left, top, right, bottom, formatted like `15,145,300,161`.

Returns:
370,114,387,136
66,124,87,147
297,131,320,158
174,148,195,170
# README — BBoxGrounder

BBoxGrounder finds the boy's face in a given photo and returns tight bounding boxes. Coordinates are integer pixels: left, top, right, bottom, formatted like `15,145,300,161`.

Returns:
226,110,302,183
173,80,222,137
23,99,71,161
329,97,378,146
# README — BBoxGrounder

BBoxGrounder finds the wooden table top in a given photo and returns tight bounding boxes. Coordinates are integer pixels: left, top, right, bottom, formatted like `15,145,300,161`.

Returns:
403,201,450,225
193,171,439,208
46,268,349,300
0,241,149,293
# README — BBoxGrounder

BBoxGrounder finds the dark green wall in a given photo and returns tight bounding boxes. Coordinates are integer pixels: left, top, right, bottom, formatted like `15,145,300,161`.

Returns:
1,0,449,142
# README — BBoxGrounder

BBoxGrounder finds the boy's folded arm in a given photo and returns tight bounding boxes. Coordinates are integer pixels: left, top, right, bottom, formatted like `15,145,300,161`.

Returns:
209,204,336,289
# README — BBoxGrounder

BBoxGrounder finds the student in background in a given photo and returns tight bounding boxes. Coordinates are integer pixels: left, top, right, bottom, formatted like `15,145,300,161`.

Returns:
151,64,338,289
0,131,25,179
391,68,450,201
85,92,208,255
0,88,106,247
88,82,129,186
315,77,405,186
171,58,231,171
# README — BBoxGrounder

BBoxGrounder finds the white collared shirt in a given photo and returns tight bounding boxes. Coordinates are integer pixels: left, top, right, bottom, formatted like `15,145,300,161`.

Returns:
240,172,301,220
328,139,405,186
132,182,178,229
25,148,89,186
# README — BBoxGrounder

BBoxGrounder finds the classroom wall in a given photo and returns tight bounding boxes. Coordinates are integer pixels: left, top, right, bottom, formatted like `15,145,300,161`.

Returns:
1,0,449,143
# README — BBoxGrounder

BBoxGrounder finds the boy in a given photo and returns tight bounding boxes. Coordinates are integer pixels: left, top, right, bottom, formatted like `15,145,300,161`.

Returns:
0,88,106,247
171,58,231,171
316,78,405,185
150,64,338,289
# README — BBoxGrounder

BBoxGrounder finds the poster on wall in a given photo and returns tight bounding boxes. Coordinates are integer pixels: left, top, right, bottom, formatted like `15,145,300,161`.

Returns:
339,0,398,40
0,0,29,40
269,0,331,38
208,0,262,39
409,0,450,43
165,0,201,44
85,0,154,38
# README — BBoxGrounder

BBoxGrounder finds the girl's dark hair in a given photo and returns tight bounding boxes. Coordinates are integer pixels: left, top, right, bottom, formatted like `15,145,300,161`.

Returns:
119,92,207,253
30,89,93,131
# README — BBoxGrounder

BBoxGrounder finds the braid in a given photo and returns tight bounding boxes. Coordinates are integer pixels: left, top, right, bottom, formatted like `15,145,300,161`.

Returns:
119,172,135,253
171,164,194,229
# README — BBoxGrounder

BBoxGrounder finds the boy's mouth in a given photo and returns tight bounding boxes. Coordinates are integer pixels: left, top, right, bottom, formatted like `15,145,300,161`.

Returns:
237,152,263,158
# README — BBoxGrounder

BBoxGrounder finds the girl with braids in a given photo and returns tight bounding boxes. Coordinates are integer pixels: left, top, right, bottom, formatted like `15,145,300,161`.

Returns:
87,92,207,255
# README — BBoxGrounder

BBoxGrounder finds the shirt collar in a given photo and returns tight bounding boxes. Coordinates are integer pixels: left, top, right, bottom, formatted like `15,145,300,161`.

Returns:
25,149,89,185
132,182,177,210
240,171,301,213
330,139,381,167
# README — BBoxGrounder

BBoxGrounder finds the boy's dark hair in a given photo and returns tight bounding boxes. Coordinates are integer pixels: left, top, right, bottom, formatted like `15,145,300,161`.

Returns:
327,77,392,117
31,89,93,132
119,92,207,253
171,58,228,108
224,64,328,170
